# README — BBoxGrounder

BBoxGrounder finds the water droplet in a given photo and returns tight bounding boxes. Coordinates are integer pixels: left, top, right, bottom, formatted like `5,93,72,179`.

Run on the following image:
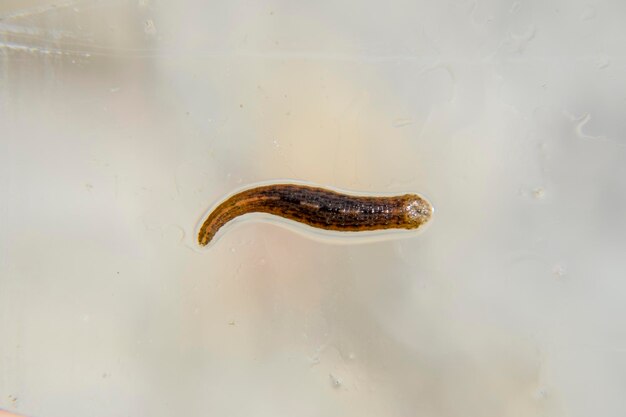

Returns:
532,187,545,199
329,373,342,388
552,264,566,278
532,386,548,400
144,19,157,36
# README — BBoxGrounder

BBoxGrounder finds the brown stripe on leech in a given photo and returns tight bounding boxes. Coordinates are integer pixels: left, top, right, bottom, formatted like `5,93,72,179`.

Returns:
197,184,433,246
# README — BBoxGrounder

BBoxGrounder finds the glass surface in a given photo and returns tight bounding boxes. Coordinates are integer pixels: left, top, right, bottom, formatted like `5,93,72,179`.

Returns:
1,1,625,416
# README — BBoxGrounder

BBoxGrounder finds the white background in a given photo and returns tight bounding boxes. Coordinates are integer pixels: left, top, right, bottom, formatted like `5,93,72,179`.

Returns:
1,1,625,416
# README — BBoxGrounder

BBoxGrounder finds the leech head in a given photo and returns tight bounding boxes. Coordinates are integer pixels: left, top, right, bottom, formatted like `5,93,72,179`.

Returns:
403,194,433,229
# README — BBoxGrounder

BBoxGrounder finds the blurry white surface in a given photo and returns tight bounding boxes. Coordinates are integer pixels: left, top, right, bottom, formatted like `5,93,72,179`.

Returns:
1,1,625,416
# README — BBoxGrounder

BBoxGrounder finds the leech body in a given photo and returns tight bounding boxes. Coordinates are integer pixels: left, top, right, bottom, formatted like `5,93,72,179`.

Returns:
197,183,433,246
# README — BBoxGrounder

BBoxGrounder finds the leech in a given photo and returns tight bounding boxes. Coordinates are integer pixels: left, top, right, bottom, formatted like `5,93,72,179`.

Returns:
197,183,433,247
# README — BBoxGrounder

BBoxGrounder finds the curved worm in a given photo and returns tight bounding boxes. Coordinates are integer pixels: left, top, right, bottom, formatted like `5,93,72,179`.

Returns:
197,183,433,246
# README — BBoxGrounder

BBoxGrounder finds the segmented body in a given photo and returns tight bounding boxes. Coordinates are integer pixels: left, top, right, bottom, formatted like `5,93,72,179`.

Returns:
197,184,432,246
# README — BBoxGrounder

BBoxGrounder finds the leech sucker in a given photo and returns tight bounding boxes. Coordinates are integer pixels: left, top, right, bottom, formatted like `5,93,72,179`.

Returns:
197,183,433,247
